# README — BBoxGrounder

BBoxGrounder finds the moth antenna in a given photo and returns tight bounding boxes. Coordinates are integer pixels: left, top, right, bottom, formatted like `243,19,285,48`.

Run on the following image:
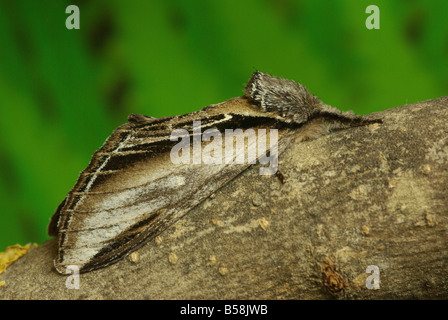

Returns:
317,104,383,128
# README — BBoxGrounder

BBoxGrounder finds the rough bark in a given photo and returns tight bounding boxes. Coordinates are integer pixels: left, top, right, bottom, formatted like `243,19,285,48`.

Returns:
1,97,447,300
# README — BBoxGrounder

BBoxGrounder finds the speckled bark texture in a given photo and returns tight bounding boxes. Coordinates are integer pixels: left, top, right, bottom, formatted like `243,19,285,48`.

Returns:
1,97,447,299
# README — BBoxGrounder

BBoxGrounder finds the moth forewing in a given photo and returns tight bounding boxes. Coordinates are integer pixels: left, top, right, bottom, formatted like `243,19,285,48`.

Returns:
51,97,292,274
50,71,381,274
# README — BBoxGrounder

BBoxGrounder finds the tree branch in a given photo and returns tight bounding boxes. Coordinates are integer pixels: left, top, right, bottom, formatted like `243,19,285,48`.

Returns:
1,97,448,299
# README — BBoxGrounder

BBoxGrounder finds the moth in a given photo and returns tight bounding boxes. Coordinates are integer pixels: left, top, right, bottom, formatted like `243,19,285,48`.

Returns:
48,71,381,274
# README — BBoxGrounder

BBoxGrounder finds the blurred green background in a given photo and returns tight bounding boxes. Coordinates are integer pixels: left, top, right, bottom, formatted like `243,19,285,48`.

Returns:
0,0,447,249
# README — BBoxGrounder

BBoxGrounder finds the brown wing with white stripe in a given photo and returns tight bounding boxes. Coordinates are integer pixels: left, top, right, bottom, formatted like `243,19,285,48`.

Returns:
49,97,292,273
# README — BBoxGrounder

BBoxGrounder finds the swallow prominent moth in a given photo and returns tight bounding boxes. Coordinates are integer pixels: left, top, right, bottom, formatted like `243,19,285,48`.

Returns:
48,71,381,273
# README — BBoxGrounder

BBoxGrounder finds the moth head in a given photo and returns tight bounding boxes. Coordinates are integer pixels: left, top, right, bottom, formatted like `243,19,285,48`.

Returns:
244,71,323,125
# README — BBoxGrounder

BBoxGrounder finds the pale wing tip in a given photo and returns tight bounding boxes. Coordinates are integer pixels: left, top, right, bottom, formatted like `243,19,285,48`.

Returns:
54,260,88,275
53,260,71,275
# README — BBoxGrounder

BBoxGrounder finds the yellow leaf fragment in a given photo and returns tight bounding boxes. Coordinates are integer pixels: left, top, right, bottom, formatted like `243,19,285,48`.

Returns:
0,243,38,274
